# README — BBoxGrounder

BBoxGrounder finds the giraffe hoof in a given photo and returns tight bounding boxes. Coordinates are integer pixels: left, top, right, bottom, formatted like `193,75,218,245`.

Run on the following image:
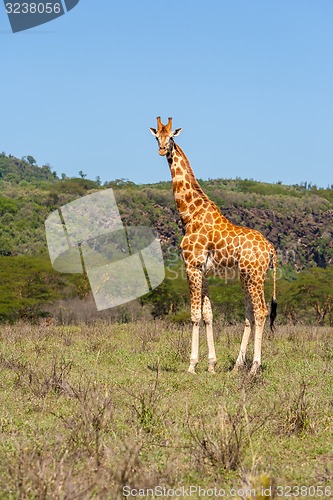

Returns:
188,366,197,374
208,362,216,374
249,362,261,376
232,361,245,373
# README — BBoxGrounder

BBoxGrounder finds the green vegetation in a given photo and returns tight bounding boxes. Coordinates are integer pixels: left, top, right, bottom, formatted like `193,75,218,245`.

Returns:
0,152,333,325
0,321,332,497
0,152,56,184
0,256,89,323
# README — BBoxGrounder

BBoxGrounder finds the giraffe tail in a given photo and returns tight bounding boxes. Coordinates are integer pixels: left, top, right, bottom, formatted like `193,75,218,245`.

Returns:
269,249,277,331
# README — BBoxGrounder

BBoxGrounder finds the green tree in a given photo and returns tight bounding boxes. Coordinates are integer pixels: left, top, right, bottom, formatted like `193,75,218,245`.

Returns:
25,155,37,165
282,268,333,325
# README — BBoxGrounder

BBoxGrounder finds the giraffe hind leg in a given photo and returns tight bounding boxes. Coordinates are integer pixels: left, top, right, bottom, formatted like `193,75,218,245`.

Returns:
250,283,268,375
188,322,200,374
234,317,253,370
234,280,254,371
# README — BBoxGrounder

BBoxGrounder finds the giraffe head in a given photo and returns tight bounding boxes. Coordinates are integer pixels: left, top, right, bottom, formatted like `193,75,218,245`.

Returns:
150,117,182,156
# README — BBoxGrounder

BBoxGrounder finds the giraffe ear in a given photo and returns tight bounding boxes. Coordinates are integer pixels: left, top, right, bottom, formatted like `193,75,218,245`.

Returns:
149,128,157,136
173,128,182,137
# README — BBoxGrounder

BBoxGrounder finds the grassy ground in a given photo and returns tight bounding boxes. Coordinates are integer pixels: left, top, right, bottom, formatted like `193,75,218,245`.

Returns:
0,320,332,499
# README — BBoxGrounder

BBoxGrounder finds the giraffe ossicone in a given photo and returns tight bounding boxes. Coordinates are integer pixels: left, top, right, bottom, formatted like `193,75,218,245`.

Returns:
150,117,277,375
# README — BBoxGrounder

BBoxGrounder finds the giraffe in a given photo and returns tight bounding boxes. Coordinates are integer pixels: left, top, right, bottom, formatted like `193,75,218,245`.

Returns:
150,117,277,375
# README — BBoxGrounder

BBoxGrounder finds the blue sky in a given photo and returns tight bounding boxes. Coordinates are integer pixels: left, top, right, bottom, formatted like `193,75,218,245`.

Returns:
1,0,333,187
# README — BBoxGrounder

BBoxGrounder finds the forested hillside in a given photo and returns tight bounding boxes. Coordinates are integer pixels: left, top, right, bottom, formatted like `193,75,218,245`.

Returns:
0,152,332,324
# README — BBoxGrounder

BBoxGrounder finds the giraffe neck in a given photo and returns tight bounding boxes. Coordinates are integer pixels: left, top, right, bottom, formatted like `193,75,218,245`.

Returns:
166,142,220,227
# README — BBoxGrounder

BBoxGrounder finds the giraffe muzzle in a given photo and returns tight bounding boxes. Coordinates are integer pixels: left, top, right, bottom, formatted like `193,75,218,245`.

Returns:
158,148,167,156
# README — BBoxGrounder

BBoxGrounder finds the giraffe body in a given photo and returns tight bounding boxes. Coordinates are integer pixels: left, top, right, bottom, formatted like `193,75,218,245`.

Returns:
150,117,277,375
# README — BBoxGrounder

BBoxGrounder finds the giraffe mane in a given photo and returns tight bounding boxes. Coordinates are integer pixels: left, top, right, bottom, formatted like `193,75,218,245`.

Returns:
174,143,219,210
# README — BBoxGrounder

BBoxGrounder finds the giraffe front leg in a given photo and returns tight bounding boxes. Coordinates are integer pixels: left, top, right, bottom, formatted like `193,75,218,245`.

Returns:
205,321,216,373
202,278,216,373
188,322,200,374
186,267,203,374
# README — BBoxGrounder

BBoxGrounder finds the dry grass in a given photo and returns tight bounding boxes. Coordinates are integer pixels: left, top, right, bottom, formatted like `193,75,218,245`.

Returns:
0,321,332,498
